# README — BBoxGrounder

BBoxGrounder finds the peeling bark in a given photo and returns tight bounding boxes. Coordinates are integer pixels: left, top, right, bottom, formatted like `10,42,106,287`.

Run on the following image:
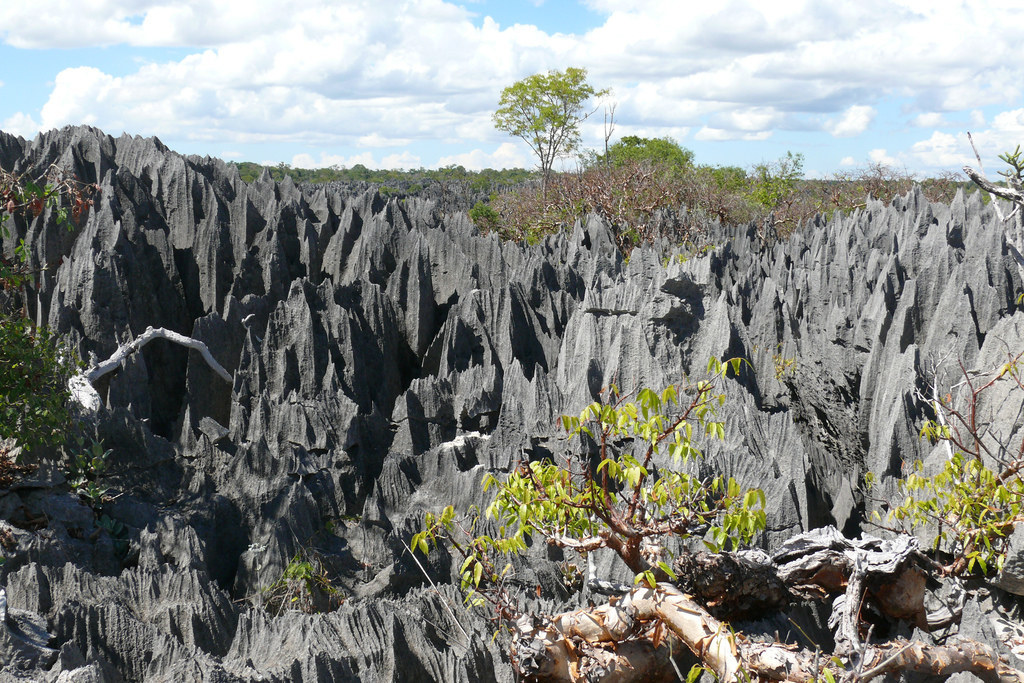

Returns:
963,165,1024,206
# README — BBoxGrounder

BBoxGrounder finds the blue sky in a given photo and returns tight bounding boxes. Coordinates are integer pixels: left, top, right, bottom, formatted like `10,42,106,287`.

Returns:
1,0,1022,178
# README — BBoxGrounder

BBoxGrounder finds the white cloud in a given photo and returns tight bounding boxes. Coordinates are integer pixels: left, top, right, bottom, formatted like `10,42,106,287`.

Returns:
1,112,40,138
291,150,422,170
694,127,772,142
992,108,1024,134
868,148,899,166
903,109,1024,172
839,156,856,167
906,132,965,168
356,133,413,148
380,151,422,169
825,105,875,137
292,152,349,169
437,142,531,170
2,0,1023,173
910,112,947,128
712,106,786,133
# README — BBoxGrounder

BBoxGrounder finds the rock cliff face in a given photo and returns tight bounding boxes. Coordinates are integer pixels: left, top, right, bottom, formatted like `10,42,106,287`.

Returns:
1,125,1023,681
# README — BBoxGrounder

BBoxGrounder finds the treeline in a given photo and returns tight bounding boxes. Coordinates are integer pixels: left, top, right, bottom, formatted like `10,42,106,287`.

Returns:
232,161,535,195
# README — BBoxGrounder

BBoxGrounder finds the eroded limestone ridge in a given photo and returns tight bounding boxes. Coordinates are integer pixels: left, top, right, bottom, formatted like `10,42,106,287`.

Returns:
1,125,1022,681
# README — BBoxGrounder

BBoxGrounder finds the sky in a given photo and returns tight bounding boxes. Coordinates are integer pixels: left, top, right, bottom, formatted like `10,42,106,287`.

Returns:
1,0,1023,179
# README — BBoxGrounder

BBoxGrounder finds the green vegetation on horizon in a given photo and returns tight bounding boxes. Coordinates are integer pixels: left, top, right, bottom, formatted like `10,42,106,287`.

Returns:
232,160,536,193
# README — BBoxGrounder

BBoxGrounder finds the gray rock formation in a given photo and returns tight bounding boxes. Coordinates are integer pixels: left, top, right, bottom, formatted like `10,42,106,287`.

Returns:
1,125,1023,680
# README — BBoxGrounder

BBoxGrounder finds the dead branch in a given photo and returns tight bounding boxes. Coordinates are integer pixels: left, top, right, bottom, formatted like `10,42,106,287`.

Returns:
69,326,232,411
963,166,1024,207
85,326,231,384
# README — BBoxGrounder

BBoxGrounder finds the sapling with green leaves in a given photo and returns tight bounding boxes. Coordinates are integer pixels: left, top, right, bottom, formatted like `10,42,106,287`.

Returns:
412,356,766,615
870,349,1024,577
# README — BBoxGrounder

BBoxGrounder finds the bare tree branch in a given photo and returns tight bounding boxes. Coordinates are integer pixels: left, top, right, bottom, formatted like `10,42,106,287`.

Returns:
516,586,1024,683
69,326,232,411
85,326,231,385
963,165,1024,207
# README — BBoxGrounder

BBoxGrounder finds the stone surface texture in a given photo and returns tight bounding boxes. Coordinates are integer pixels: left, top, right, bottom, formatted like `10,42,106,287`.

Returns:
1,125,1023,681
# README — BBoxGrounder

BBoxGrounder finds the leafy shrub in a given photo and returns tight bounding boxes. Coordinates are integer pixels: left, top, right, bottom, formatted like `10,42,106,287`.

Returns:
468,201,501,233
487,157,761,253
0,166,92,462
871,350,1024,576
0,314,72,457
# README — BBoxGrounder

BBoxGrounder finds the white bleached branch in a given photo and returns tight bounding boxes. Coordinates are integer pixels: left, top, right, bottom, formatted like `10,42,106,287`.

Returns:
70,326,232,410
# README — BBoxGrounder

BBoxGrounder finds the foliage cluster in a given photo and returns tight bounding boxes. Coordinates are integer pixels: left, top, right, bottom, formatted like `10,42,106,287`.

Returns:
467,137,969,253
64,433,112,507
997,144,1024,190
482,154,755,252
413,357,767,615
0,317,72,455
0,166,93,461
874,350,1024,577
1,165,96,287
596,135,695,170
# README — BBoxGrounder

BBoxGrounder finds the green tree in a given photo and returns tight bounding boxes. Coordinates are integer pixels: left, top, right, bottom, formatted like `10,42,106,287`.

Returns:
492,67,609,192
602,136,694,170
748,150,804,212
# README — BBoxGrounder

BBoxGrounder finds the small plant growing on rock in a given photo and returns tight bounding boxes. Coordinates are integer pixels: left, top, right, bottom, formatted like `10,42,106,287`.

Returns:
871,349,1024,577
262,550,343,615
64,434,112,509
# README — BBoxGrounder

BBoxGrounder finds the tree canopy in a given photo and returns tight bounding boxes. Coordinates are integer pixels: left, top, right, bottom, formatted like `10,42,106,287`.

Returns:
601,135,694,170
